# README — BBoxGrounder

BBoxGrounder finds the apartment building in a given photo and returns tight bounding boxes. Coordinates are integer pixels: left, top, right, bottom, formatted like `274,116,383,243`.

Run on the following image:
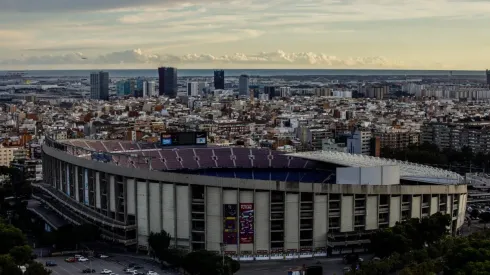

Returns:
422,122,490,153
298,127,334,151
347,130,372,155
0,145,19,167
376,130,420,150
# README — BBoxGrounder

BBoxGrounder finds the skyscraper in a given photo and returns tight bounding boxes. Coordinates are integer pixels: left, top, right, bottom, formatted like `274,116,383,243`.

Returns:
486,69,490,86
214,70,225,90
239,74,250,96
90,71,109,100
158,67,178,98
187,82,199,96
143,81,155,97
264,86,276,100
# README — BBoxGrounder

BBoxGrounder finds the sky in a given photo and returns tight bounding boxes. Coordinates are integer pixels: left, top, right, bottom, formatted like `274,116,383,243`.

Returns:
1,0,490,70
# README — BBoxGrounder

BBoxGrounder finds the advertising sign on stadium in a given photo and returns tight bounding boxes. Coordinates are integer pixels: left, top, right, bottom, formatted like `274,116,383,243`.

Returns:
239,203,254,244
223,204,238,245
160,132,207,146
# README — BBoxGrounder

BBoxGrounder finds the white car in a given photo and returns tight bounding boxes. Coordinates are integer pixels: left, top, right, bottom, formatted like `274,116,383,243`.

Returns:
101,270,112,274
78,257,89,262
75,254,83,259
147,271,159,275
124,269,135,274
100,254,109,259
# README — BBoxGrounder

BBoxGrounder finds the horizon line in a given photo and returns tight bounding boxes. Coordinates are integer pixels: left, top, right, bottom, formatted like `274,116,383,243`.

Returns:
0,68,488,72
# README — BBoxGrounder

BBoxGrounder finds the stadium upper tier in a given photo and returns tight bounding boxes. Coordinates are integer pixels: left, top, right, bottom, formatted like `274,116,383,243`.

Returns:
288,151,464,185
60,139,322,171
56,140,463,185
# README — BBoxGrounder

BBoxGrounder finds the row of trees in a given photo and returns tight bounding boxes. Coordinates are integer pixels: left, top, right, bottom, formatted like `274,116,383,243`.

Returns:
350,212,490,274
148,230,240,275
0,218,51,275
381,143,490,174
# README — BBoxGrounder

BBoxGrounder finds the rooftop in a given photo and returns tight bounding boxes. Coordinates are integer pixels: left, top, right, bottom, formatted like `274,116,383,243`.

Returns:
287,151,464,185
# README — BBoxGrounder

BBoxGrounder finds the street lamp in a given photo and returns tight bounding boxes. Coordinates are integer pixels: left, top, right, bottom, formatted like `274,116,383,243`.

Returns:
220,242,225,273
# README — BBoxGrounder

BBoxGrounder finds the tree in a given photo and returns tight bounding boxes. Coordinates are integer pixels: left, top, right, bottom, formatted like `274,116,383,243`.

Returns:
0,222,27,254
9,245,33,265
162,248,186,268
471,209,480,219
182,250,221,275
181,251,240,275
480,212,490,228
148,230,171,263
0,254,22,275
25,261,52,275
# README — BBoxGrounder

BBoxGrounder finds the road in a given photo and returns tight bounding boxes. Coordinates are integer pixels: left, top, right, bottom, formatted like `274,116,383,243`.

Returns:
38,254,349,275
238,257,347,275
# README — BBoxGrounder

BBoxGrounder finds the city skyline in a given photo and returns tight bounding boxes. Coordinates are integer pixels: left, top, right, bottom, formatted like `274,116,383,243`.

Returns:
2,0,490,70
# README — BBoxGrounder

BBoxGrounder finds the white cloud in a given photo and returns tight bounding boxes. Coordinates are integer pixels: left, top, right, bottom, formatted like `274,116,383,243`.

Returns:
0,0,176,12
0,49,413,68
2,0,490,69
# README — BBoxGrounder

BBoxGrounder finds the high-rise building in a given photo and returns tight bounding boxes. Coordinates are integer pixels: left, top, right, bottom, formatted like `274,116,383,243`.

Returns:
486,69,490,86
90,71,109,100
239,74,249,96
264,86,276,100
143,81,155,97
116,81,126,96
136,79,145,91
214,70,225,90
187,82,199,96
347,130,373,156
158,67,178,98
279,86,291,97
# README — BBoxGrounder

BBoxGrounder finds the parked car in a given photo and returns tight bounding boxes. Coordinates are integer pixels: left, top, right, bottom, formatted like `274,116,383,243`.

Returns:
65,257,76,263
45,261,57,267
82,268,96,273
78,257,89,262
147,271,159,275
100,270,112,274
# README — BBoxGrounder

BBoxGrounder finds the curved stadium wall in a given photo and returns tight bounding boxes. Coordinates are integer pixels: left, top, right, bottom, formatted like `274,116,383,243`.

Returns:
38,138,467,261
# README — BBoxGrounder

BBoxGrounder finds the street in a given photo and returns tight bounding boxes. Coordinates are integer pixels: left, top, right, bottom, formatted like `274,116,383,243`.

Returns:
237,257,347,275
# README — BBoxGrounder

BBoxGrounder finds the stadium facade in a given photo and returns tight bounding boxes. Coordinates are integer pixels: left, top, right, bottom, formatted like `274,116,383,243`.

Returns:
38,137,467,260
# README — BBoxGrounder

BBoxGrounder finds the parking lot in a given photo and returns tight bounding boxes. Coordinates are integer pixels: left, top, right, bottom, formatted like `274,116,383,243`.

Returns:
37,255,169,275
38,251,351,275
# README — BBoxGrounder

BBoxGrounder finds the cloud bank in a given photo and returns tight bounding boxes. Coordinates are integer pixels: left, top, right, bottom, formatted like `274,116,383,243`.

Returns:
0,49,410,69
0,0,172,12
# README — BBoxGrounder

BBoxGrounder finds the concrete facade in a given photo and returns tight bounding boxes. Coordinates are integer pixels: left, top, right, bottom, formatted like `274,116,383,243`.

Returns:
40,142,468,259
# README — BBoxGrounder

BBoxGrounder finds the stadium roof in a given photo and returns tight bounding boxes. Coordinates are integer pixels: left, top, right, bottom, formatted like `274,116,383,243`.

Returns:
288,151,464,185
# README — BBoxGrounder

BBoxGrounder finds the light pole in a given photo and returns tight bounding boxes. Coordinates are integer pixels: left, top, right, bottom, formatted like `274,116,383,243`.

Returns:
220,242,225,274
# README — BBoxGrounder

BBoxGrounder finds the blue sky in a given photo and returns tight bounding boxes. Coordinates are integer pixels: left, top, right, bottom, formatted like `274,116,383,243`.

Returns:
1,0,490,69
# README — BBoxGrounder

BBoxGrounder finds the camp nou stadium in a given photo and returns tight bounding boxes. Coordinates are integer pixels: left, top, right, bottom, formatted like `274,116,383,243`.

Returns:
36,132,467,261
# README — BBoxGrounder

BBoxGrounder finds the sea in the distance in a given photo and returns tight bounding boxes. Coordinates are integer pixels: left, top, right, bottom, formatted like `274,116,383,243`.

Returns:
0,69,485,78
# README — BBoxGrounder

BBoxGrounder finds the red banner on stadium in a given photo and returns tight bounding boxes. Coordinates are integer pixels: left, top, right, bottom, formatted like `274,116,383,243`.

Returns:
239,203,254,244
